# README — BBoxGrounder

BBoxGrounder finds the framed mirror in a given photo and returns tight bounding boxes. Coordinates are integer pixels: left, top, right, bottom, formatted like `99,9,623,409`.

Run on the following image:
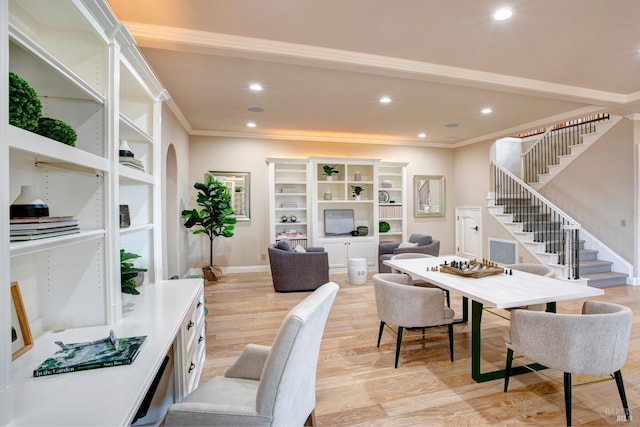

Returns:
208,171,250,220
414,175,444,217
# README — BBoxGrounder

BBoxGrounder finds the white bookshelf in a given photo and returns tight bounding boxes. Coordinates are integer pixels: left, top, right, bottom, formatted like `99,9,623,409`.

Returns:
267,157,407,272
0,1,202,424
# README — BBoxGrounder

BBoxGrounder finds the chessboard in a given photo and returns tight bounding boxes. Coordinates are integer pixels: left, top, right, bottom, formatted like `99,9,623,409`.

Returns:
438,259,505,278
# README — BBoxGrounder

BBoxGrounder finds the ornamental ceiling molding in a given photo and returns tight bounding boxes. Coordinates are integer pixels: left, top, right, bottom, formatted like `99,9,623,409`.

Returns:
124,22,627,106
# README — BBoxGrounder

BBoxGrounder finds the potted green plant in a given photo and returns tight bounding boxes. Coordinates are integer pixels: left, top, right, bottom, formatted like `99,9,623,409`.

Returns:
182,174,237,281
35,117,77,146
120,249,147,295
9,72,42,132
322,165,339,180
352,185,365,200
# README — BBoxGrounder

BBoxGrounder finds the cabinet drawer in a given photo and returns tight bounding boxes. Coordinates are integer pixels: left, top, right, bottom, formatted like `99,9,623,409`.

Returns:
183,292,206,345
184,322,206,395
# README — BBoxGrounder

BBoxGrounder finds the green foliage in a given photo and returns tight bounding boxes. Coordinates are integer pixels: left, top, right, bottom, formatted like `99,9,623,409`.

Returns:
9,72,42,132
120,249,148,295
322,164,339,176
182,175,237,266
351,185,365,196
35,117,77,146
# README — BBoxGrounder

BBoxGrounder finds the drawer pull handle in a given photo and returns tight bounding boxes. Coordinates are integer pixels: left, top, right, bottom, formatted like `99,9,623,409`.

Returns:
187,320,195,330
188,362,196,373
197,301,203,308
198,336,204,343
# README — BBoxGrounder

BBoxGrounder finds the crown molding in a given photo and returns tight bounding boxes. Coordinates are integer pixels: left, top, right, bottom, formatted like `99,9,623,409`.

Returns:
189,129,453,148
124,22,628,106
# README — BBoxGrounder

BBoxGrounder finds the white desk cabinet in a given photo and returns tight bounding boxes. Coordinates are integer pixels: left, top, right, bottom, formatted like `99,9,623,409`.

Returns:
5,279,205,426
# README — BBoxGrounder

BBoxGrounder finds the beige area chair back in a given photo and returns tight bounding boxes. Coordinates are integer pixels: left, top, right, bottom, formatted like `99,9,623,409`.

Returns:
373,273,454,368
165,282,339,426
389,253,450,306
504,300,632,425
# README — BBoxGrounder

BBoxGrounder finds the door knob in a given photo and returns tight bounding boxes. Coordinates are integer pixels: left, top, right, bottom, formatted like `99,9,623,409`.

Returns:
471,226,479,231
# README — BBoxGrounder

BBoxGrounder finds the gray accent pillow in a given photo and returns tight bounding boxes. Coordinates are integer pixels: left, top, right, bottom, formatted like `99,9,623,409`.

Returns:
276,240,292,251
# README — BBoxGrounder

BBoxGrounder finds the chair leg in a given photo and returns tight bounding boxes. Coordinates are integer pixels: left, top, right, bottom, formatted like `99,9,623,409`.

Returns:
504,348,513,392
377,321,385,348
304,409,316,426
614,370,631,421
394,326,404,368
563,372,572,427
447,324,454,362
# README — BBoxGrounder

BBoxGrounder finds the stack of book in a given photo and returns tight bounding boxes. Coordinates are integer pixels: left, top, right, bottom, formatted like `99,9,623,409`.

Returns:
33,330,147,377
119,156,145,172
10,216,80,242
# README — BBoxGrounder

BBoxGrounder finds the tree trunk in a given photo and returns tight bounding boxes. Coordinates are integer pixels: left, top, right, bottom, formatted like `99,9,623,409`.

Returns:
209,236,214,266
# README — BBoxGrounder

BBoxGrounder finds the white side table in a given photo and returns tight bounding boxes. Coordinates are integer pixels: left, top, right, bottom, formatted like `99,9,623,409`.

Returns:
348,258,368,285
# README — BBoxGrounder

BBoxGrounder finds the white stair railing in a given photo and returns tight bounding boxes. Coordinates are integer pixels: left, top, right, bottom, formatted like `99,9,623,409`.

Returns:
492,161,581,279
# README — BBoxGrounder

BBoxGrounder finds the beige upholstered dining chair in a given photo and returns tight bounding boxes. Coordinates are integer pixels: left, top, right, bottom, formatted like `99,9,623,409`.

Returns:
164,282,339,426
503,301,632,426
506,263,555,311
390,253,450,306
373,273,455,368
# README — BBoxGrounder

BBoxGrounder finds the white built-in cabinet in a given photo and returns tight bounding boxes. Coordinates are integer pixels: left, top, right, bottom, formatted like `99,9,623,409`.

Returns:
267,159,310,248
267,157,407,272
0,1,204,425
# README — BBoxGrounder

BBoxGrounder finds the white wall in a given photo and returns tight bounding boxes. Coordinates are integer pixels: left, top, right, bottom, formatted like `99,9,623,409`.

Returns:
186,136,455,270
163,114,636,275
541,118,635,261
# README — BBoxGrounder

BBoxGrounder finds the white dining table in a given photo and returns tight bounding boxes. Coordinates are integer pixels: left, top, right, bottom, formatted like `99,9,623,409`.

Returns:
383,255,604,382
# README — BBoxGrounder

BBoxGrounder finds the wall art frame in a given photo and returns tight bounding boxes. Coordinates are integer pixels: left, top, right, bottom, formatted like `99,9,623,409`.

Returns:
11,281,33,360
207,171,251,220
414,175,445,217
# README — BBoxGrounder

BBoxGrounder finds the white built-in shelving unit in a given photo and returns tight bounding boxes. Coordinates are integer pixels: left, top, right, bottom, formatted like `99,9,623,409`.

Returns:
378,162,408,243
0,1,204,424
267,157,407,272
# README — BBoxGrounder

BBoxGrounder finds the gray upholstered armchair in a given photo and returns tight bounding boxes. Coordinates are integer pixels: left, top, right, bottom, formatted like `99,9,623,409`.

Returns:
373,273,454,368
268,240,329,292
378,233,440,273
504,301,632,426
165,282,339,426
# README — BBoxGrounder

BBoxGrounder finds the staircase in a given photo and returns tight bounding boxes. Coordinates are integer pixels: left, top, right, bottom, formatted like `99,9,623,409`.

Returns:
489,162,628,288
522,114,621,189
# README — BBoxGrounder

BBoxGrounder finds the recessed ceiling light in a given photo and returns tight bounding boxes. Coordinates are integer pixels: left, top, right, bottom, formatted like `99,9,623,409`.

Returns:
246,122,257,128
481,107,493,114
379,96,392,104
492,8,513,21
249,83,263,92
418,133,427,138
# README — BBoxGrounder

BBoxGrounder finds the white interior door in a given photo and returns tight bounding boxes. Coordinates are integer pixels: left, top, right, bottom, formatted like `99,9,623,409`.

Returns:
456,207,482,259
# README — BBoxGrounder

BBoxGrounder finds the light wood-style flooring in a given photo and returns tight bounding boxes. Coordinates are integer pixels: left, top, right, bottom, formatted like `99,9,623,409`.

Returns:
201,272,640,426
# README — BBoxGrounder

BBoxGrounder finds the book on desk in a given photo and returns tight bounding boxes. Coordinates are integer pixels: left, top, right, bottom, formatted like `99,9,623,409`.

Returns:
33,331,147,377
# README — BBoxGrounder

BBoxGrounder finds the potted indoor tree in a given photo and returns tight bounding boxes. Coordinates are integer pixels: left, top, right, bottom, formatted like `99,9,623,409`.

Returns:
182,174,237,281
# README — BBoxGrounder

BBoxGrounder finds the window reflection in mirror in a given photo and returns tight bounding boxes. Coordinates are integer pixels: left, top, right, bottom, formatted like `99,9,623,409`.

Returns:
207,171,250,220
414,175,444,217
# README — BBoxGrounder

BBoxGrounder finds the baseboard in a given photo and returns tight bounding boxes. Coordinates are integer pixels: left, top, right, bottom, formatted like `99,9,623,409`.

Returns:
220,265,271,274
